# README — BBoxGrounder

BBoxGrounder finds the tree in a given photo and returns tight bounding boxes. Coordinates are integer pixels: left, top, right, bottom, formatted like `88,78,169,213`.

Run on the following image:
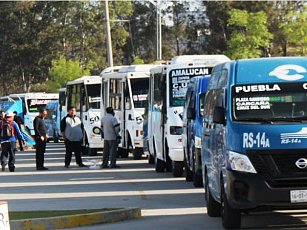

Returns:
226,9,273,59
49,56,91,90
280,5,307,56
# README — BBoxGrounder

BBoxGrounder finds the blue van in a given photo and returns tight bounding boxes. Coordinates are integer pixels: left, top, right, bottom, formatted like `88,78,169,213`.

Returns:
182,76,209,187
202,57,307,229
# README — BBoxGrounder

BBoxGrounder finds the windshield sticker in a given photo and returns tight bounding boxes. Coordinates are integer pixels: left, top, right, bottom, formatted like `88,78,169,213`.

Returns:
235,97,270,110
172,76,190,99
269,65,307,81
280,128,307,144
243,132,270,148
133,94,147,101
29,99,52,107
235,84,281,93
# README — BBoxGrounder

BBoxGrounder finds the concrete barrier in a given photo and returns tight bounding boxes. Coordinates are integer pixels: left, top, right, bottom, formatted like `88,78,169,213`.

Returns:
11,208,141,230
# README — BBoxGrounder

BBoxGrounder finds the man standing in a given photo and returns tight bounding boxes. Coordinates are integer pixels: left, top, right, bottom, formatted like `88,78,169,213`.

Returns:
60,106,86,168
1,111,25,172
101,107,120,168
13,111,24,151
33,109,48,170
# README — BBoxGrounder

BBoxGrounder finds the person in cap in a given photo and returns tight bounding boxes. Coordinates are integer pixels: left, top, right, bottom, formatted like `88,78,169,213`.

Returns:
101,107,120,168
33,109,48,170
0,111,25,172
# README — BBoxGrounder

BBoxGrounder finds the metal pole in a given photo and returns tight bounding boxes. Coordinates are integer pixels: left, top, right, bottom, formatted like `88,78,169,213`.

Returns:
104,0,113,69
158,0,162,60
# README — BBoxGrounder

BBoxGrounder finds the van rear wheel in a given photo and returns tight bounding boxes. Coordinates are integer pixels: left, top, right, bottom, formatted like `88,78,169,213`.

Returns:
133,148,143,160
172,161,184,177
221,179,241,229
148,154,155,164
184,155,193,182
155,157,165,172
193,172,203,187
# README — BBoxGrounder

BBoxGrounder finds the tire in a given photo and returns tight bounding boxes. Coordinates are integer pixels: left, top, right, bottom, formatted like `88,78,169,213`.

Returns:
88,148,97,156
155,156,165,172
172,161,184,177
165,144,172,172
133,148,143,160
193,171,203,187
184,154,193,182
205,174,221,217
148,154,155,164
118,148,129,158
221,179,241,229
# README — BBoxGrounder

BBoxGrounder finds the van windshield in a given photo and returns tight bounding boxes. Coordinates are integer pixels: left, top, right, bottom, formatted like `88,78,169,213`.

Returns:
232,82,307,122
86,84,101,109
130,78,148,108
169,67,212,107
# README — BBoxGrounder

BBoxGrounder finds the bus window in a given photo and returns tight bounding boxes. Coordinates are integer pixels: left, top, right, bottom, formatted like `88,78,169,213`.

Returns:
130,78,149,108
68,84,82,112
86,84,101,110
109,79,121,110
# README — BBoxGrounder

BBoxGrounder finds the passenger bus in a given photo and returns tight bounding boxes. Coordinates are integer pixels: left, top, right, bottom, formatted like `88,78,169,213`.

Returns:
100,65,156,159
147,55,230,177
202,57,307,229
0,93,58,135
66,76,102,155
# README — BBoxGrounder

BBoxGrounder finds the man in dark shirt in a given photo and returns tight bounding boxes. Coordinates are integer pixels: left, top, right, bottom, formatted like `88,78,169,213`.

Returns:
33,109,48,170
13,111,24,151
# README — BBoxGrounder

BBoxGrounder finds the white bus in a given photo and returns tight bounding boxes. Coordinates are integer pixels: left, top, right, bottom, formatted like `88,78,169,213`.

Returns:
100,65,156,159
0,93,58,135
66,76,102,155
147,55,230,177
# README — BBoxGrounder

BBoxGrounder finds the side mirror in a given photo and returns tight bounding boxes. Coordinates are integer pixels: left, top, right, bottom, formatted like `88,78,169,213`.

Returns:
187,108,195,119
213,106,226,125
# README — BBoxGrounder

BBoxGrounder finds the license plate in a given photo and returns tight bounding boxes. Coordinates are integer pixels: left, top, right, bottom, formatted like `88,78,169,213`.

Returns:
290,190,307,203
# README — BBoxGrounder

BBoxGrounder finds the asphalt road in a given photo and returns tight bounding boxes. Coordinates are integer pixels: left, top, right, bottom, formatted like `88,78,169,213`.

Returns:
1,143,307,229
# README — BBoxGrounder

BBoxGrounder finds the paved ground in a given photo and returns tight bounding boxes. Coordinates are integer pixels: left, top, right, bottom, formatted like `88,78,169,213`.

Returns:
1,143,307,229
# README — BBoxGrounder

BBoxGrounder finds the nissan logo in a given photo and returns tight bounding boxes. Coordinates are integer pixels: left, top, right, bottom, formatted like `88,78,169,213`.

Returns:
295,158,307,169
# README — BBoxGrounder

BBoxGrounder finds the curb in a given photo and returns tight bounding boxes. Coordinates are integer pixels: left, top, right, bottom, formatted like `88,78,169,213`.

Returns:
10,208,141,230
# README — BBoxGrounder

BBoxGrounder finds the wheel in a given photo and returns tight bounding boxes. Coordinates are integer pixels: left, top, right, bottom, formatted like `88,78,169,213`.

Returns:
184,154,193,182
205,174,221,217
88,148,97,156
221,179,241,229
133,148,143,160
165,144,172,172
118,148,129,158
193,171,203,187
172,161,184,177
148,154,155,164
155,156,165,172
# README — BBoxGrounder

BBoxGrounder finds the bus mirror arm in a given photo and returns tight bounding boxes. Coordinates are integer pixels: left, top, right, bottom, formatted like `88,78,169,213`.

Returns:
213,106,226,125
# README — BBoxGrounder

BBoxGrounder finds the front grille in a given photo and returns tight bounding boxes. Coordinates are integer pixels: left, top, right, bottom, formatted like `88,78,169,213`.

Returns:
247,149,307,178
267,179,307,188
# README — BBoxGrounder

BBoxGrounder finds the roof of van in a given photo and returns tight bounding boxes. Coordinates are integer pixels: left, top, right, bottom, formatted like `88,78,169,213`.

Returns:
66,76,101,85
234,57,307,84
100,64,158,76
170,55,230,66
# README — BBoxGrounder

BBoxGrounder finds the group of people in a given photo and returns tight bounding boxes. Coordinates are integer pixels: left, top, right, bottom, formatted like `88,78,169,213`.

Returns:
0,105,120,172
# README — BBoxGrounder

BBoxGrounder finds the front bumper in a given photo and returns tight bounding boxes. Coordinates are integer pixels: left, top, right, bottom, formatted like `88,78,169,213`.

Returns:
169,148,184,162
226,170,307,210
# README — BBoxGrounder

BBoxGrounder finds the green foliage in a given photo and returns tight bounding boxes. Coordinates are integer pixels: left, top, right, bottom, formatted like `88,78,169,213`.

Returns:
132,56,145,64
49,56,91,90
226,9,273,59
280,5,307,55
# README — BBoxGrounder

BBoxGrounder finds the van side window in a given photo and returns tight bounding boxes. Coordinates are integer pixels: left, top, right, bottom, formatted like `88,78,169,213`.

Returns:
199,93,206,117
153,72,164,109
217,69,228,88
109,79,122,110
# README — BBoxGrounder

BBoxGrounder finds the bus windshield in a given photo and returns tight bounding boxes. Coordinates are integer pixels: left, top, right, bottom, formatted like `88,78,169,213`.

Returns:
86,84,101,109
27,99,57,113
169,67,212,107
130,78,149,108
232,82,307,122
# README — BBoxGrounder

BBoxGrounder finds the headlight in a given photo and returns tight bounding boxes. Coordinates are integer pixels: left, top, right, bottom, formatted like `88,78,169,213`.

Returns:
92,127,101,135
170,126,183,135
226,151,257,174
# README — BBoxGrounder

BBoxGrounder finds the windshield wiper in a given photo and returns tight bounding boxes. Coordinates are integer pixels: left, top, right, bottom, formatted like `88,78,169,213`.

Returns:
270,116,307,123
